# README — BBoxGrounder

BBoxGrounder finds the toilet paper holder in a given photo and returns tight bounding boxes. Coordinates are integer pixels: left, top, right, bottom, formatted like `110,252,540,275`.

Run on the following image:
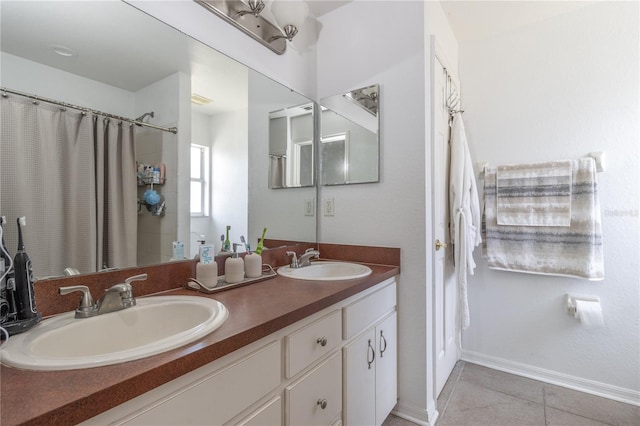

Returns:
566,294,600,316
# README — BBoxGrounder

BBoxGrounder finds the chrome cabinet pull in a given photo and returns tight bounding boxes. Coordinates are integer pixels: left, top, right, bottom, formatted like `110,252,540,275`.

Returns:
316,336,328,347
379,330,387,358
367,339,375,369
317,399,328,409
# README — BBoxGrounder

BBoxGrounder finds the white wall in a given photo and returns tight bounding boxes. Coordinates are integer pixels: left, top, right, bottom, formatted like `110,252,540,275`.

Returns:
317,1,459,423
127,0,317,99
211,108,249,250
460,1,639,403
248,70,316,244
1,52,134,117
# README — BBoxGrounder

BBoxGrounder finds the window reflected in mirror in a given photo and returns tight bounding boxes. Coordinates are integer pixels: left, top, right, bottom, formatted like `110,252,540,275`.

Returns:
190,145,209,217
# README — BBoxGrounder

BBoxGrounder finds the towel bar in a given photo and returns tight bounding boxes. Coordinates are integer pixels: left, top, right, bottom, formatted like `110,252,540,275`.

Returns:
478,153,605,179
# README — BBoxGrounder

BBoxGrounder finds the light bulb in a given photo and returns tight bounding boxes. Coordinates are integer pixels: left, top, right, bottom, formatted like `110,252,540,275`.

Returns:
271,0,308,36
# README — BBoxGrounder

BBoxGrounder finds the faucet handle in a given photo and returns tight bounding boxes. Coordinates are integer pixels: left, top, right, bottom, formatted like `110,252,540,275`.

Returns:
109,274,146,309
59,285,97,318
286,251,299,268
124,273,148,285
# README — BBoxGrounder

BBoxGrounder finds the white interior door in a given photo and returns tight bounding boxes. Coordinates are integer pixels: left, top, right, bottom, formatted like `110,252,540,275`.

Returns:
433,55,460,397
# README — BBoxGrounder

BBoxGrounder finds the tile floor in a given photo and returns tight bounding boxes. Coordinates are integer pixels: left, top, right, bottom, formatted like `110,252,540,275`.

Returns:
383,361,639,426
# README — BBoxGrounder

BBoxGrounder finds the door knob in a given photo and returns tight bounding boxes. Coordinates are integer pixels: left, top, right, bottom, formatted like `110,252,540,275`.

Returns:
435,239,447,251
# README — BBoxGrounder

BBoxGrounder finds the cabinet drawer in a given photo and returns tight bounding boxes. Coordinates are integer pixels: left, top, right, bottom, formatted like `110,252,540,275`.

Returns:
286,351,342,426
235,396,282,426
343,281,396,340
124,341,281,425
285,309,341,378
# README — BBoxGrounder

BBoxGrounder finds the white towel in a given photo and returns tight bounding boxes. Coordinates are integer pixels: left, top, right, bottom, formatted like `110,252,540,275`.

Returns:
483,158,604,280
496,160,572,227
449,113,482,331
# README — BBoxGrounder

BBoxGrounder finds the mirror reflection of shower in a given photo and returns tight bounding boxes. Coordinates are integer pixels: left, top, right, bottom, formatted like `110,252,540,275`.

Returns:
135,111,155,125
320,84,380,186
268,103,315,189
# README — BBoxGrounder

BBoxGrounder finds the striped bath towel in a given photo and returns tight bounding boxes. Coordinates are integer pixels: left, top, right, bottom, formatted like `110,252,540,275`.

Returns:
483,158,604,280
496,160,572,226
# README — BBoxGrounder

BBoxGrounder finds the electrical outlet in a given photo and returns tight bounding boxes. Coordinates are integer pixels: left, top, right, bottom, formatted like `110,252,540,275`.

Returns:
324,197,335,216
304,199,315,216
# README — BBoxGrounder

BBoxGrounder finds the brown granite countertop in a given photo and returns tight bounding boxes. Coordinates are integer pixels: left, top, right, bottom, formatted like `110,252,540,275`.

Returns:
0,262,399,426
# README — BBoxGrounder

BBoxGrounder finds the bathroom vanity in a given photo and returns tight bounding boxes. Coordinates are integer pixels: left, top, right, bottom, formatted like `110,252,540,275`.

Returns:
0,246,399,426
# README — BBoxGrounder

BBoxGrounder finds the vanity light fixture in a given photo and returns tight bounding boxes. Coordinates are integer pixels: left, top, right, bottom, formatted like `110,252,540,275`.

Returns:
270,0,308,42
343,85,379,116
195,0,308,55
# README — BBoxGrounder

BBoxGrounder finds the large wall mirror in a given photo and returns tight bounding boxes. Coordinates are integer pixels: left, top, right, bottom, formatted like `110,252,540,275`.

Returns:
0,1,316,279
320,84,379,185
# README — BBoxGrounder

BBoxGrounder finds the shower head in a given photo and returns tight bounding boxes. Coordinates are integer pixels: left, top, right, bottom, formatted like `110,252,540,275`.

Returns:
135,111,154,125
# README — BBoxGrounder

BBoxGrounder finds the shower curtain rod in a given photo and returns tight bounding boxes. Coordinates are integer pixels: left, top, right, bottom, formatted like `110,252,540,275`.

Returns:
1,87,178,134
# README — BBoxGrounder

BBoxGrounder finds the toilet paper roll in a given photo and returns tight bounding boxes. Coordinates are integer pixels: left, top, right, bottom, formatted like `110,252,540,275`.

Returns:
196,262,218,289
574,300,605,329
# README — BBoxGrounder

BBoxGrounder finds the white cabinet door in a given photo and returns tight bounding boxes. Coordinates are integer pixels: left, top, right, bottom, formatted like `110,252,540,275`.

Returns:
375,313,397,426
344,312,397,426
343,328,376,426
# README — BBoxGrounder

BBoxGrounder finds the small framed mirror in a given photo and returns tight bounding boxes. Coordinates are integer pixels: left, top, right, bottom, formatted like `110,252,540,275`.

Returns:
320,84,379,185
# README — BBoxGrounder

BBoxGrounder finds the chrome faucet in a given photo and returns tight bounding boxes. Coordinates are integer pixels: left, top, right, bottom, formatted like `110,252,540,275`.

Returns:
286,248,320,268
59,273,147,318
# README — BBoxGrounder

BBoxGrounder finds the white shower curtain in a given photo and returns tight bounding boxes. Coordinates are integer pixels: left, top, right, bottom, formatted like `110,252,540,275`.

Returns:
0,95,137,277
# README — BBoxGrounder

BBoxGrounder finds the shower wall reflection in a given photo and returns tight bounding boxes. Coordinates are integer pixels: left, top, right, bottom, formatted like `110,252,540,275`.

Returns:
320,84,379,185
268,103,315,189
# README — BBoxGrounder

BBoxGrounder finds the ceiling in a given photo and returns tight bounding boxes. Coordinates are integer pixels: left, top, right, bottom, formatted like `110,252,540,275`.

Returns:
1,0,599,114
440,1,598,42
306,0,352,17
0,1,249,115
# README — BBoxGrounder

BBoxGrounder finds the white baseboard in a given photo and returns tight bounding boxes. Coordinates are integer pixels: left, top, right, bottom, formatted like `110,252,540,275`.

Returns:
392,401,438,426
461,350,640,407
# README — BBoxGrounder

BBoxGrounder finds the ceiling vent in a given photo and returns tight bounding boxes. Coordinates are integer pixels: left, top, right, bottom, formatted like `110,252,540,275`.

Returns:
191,93,213,105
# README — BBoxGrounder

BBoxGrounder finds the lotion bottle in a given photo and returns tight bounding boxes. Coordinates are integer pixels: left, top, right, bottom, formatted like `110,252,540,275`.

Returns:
244,252,262,278
225,252,244,284
196,261,218,290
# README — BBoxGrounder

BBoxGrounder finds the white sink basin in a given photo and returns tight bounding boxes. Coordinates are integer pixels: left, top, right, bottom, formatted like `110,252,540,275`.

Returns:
277,261,372,281
0,295,228,371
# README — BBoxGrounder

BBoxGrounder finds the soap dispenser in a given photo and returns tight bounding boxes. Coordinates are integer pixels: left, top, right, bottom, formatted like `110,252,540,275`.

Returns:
244,251,262,278
224,252,244,284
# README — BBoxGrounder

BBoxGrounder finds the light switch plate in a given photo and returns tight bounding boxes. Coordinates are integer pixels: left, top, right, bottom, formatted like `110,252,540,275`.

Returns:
304,199,315,216
324,197,335,216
